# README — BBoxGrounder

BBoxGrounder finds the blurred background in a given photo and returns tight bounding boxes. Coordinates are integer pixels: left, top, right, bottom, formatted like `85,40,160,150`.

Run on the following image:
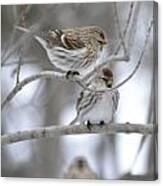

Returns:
1,1,157,180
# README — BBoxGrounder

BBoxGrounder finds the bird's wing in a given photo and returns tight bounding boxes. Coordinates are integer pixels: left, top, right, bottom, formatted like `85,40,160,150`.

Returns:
112,89,120,113
62,33,85,50
76,89,96,115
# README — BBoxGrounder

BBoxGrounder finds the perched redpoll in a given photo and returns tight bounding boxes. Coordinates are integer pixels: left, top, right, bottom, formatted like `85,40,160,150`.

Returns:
64,156,97,179
44,26,108,77
70,68,119,128
16,25,108,78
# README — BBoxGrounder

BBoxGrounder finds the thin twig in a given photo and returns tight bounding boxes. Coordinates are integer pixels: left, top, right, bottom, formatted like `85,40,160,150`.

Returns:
2,23,41,64
2,58,44,67
1,54,129,110
1,123,155,145
113,2,128,56
2,5,32,65
16,63,21,84
126,2,140,55
2,20,152,109
114,2,135,55
96,19,153,93
1,71,67,109
19,5,31,27
15,49,23,85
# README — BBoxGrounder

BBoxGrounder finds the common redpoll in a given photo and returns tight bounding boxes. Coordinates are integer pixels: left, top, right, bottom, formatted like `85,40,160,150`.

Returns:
70,68,119,128
44,26,108,77
16,25,108,78
64,156,97,179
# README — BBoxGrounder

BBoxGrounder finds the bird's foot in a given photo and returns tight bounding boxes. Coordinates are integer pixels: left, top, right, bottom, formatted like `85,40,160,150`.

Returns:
125,122,130,125
86,120,93,131
66,70,80,80
125,122,131,134
99,121,105,127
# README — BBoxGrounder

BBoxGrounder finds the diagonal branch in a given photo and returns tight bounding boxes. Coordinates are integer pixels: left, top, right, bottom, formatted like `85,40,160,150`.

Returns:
1,123,155,145
114,2,135,55
96,19,153,93
1,71,69,109
113,2,128,56
2,54,129,110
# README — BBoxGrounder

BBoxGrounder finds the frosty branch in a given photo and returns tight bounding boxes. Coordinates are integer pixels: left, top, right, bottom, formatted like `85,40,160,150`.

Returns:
1,123,155,145
1,55,128,110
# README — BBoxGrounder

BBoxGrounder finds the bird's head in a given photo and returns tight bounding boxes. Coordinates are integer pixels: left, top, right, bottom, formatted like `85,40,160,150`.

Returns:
89,26,108,48
73,157,88,170
100,68,114,88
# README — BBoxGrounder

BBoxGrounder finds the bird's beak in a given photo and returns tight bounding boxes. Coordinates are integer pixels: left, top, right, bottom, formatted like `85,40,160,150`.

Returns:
98,38,107,45
101,77,113,88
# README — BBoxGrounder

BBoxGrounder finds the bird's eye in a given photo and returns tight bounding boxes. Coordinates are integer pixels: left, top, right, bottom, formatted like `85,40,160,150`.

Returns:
101,77,107,82
107,83,112,88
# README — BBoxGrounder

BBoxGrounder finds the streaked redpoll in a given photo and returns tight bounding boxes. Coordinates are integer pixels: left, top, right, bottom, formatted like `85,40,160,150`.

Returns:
64,156,97,179
43,26,108,77
70,68,119,128
16,25,108,78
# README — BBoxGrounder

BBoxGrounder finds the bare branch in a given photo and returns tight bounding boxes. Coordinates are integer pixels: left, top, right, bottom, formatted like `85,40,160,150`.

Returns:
15,49,23,85
1,71,67,109
97,19,153,93
16,63,21,84
114,2,135,55
2,19,152,109
126,2,141,54
113,2,128,56
2,23,41,64
1,123,155,145
2,54,129,110
1,5,32,65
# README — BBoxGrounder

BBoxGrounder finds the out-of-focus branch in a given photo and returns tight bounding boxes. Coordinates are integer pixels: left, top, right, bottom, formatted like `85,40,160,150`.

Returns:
2,5,57,65
114,2,135,55
97,19,153,93
126,2,140,54
113,2,128,56
15,49,23,85
1,123,155,145
1,5,32,65
1,71,69,109
2,23,41,64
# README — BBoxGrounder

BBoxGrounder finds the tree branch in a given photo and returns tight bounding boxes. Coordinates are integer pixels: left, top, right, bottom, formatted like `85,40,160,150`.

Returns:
1,123,155,145
2,19,152,109
113,2,128,56
1,71,68,109
114,2,135,55
95,19,153,93
2,54,129,110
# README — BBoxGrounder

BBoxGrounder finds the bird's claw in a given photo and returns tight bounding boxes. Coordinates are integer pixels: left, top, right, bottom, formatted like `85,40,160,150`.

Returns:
86,120,93,131
99,121,105,127
125,122,130,125
66,70,80,79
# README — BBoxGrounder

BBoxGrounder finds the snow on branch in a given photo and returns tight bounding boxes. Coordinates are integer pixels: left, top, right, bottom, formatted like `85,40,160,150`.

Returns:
1,123,155,145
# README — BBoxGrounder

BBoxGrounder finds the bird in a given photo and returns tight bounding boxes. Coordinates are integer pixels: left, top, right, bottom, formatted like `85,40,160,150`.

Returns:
44,26,108,78
70,68,120,129
64,156,97,179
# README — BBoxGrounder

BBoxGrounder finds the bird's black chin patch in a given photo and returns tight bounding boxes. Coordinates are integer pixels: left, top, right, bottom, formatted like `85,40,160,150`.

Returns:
107,84,112,88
